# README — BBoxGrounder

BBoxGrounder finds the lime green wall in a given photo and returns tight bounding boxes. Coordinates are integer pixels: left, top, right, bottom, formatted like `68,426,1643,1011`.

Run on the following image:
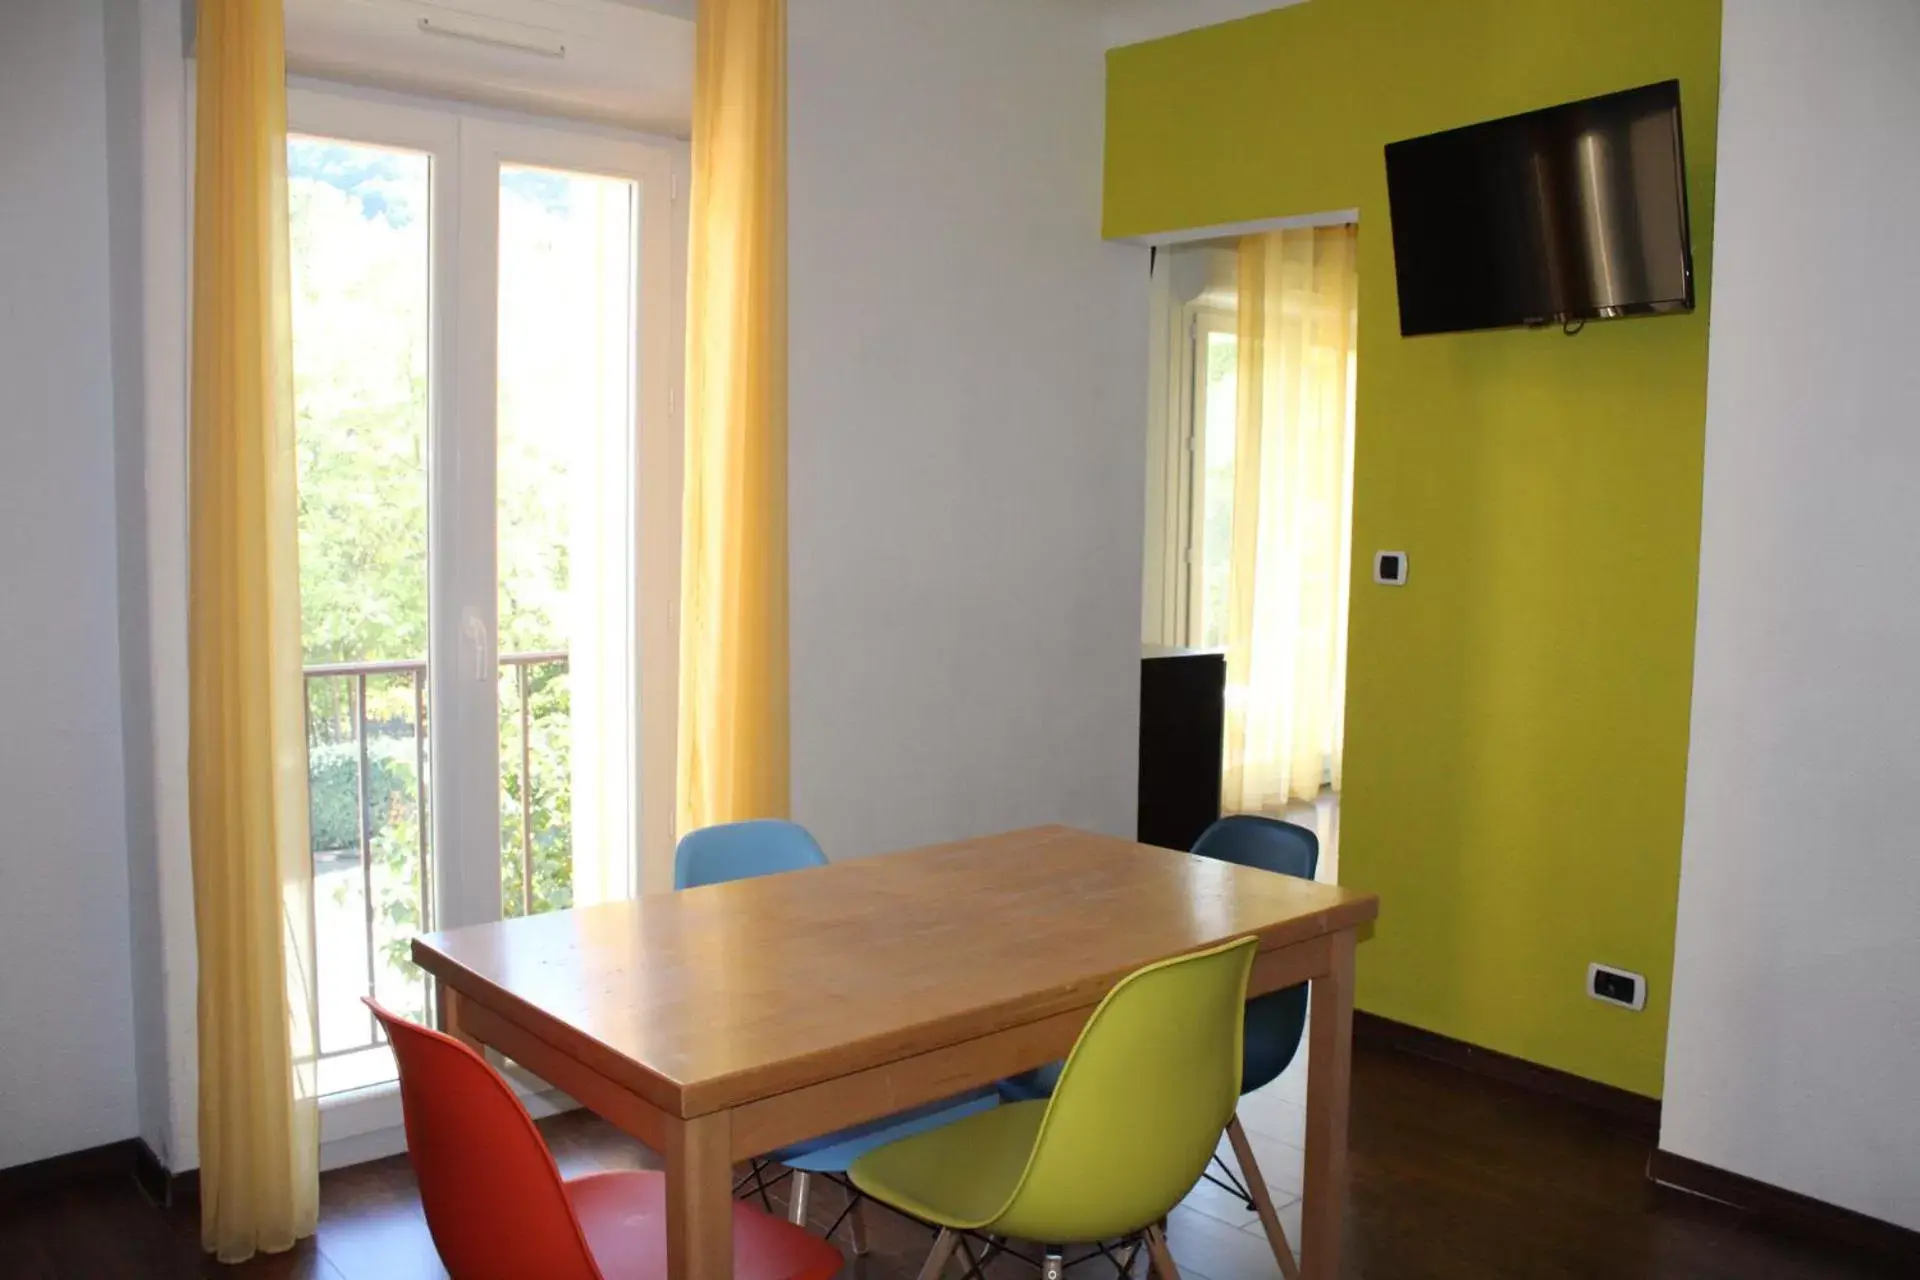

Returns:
1107,0,1721,1097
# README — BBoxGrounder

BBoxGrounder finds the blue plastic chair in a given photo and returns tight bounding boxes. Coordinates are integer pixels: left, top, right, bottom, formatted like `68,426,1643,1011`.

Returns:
674,819,1000,1254
674,818,831,890
997,815,1319,1275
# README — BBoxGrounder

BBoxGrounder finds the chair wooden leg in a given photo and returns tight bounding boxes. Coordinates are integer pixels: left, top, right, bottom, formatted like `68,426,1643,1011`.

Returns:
787,1169,811,1227
847,1187,870,1255
1226,1112,1302,1280
1143,1224,1182,1279
916,1227,960,1280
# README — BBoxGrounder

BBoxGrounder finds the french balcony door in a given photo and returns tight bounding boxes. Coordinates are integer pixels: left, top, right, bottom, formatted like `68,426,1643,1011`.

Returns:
287,86,682,1096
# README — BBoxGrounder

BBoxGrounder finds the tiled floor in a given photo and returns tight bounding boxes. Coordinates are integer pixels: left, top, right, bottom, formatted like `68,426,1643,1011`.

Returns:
1165,1043,1311,1274
1277,792,1341,888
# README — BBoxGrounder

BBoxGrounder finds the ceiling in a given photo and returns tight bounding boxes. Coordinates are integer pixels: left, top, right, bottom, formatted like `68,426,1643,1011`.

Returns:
276,0,1299,134
284,0,695,135
602,0,696,19
1100,0,1305,49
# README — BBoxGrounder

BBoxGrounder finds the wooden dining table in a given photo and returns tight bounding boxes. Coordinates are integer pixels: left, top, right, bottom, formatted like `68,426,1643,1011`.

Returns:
411,824,1378,1279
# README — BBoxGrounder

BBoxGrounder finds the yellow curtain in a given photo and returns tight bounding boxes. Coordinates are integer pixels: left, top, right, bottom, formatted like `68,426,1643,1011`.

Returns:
1222,225,1359,814
188,0,318,1261
678,0,790,834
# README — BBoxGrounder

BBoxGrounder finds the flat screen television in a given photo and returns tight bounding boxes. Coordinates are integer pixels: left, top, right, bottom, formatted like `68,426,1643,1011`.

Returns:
1384,80,1695,337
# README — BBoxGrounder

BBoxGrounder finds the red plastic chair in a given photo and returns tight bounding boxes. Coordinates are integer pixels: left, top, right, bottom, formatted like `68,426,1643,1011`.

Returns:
366,1000,843,1280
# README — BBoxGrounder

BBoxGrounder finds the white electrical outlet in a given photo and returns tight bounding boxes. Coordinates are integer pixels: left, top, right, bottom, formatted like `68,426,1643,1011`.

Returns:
1588,963,1646,1011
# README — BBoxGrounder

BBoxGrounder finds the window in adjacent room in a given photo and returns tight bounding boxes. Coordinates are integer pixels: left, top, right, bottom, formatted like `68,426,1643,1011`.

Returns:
1189,315,1239,650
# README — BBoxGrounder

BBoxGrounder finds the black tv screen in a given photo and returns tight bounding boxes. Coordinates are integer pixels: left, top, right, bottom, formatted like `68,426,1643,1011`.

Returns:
1385,81,1695,337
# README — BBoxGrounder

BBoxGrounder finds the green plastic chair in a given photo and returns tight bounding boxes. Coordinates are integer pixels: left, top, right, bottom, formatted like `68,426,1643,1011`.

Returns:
849,936,1258,1279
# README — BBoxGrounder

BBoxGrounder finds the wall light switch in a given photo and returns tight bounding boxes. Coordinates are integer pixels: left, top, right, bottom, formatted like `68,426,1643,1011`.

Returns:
1374,550,1409,586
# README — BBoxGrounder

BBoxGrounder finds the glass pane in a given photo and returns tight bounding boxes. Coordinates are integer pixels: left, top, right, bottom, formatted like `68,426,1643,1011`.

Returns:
495,164,639,919
1197,331,1239,649
288,136,433,1094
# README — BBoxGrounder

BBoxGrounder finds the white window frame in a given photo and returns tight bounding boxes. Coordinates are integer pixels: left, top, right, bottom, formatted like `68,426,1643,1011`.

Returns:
285,81,686,1139
1175,305,1237,649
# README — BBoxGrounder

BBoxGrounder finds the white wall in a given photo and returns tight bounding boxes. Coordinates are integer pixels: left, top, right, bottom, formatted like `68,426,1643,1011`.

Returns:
788,0,1147,859
2,0,1151,1172
1662,0,1920,1232
127,0,199,1174
0,0,141,1169
103,0,175,1166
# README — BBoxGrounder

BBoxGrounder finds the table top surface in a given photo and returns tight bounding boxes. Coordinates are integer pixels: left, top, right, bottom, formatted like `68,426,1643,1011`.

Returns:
413,825,1378,1116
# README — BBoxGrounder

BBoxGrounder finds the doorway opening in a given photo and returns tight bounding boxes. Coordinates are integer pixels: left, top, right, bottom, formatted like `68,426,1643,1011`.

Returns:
1138,226,1358,882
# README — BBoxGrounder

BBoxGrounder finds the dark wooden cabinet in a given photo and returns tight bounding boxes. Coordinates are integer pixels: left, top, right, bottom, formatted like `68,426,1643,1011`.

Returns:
1136,645,1226,852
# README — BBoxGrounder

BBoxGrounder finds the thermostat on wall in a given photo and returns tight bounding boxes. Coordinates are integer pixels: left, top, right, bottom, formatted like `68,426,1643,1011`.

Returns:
1374,551,1410,586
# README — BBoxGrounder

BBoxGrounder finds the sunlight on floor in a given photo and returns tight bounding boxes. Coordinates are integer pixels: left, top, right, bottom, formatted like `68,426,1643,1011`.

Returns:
1279,789,1340,886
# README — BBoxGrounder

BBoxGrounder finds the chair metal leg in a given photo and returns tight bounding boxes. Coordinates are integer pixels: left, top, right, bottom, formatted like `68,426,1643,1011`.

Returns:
1225,1112,1302,1280
1143,1225,1182,1279
1042,1247,1065,1280
787,1169,812,1227
949,1233,1006,1278
975,1234,1005,1268
1089,1236,1145,1276
847,1186,870,1255
917,1227,960,1280
1202,1151,1258,1210
952,1236,989,1280
733,1157,777,1212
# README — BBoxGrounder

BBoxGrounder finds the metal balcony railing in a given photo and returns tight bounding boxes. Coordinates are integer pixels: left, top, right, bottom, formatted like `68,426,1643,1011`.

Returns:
503,650,567,919
303,650,568,1067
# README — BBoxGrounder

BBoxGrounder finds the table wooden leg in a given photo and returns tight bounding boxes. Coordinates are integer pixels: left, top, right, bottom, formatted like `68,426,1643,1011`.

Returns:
1301,929,1355,1280
435,981,482,1052
666,1110,734,1279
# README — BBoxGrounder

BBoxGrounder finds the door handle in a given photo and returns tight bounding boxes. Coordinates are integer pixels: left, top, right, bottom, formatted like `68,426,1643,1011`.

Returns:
461,608,492,683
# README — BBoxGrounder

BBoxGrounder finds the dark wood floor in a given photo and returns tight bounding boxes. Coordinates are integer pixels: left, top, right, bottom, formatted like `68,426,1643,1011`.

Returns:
0,1042,1903,1279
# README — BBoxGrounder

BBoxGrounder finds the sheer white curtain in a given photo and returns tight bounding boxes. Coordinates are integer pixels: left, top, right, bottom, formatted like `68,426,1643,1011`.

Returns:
1221,225,1359,814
